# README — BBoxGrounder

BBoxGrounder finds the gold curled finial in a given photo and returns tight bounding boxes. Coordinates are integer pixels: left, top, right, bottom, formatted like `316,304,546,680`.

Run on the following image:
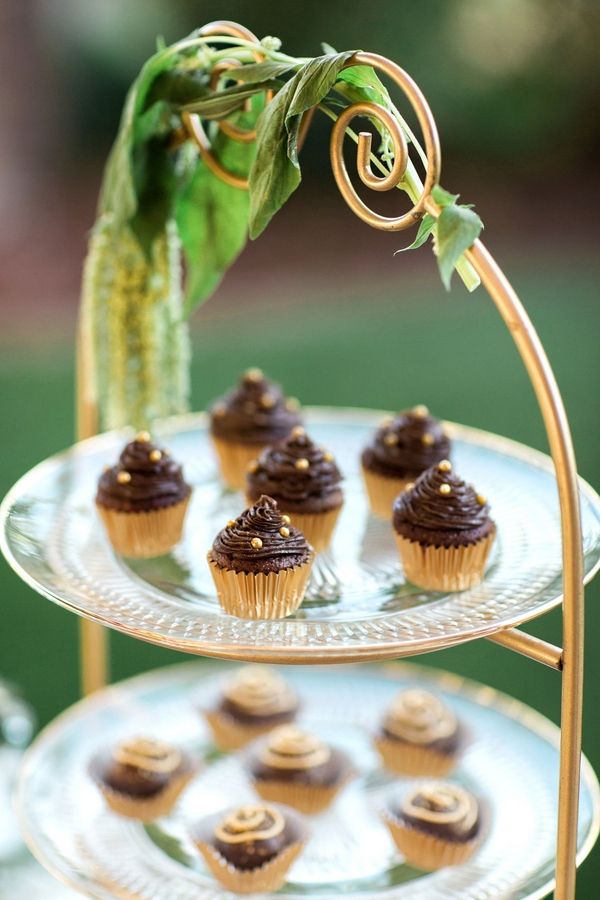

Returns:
329,52,441,231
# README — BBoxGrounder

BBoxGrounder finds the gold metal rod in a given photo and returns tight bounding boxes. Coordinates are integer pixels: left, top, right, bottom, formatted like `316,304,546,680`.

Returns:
487,627,563,671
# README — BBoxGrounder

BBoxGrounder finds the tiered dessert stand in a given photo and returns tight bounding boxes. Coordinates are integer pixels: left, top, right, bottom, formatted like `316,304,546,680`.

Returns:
1,21,599,900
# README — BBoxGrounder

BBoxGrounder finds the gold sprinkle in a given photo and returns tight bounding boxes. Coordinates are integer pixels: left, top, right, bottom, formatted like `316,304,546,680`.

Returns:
383,431,398,447
439,483,452,495
117,471,131,484
244,367,263,383
279,526,290,538
412,404,429,418
421,433,434,446
405,481,415,491
136,431,151,443
149,449,162,463
291,426,305,438
323,451,334,462
286,397,300,411
251,537,263,550
281,515,291,525
295,457,310,470
438,459,452,472
247,459,259,474
261,392,275,409
227,519,236,527
476,494,487,506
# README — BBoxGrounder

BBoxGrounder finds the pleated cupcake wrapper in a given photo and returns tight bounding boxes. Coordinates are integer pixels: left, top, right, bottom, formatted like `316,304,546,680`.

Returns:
211,436,268,491
252,773,353,815
203,710,296,751
96,767,195,822
195,839,304,894
96,496,190,559
362,467,411,519
383,812,479,871
374,736,457,778
394,531,496,592
207,556,313,619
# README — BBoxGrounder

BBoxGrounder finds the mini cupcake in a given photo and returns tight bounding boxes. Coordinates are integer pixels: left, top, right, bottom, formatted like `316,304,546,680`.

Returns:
209,369,302,490
383,781,482,870
247,725,354,814
89,736,196,821
392,460,495,591
207,495,314,619
204,666,300,751
361,406,450,518
246,427,343,552
96,431,191,557
193,802,306,893
374,688,463,776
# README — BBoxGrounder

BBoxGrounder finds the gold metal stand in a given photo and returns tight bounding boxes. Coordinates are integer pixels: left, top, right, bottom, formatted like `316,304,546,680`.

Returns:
76,25,585,896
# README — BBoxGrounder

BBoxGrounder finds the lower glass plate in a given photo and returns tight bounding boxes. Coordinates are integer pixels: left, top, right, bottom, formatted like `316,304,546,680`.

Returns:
2,408,600,662
17,661,599,899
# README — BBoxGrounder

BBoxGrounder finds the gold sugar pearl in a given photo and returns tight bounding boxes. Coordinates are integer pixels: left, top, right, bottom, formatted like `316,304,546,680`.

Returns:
279,526,290,538
149,449,162,463
136,431,151,443
227,519,236,527
251,537,263,550
476,494,487,506
421,433,434,446
244,367,263,383
281,515,291,525
439,483,452,495
438,459,452,472
286,397,300,411
291,426,305,438
295,458,310,470
383,431,398,447
412,404,429,417
261,392,275,409
117,471,131,484
247,459,259,474
405,481,415,491
323,451,334,462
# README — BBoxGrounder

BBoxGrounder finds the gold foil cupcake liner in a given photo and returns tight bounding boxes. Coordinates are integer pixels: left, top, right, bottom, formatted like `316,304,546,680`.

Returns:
252,776,352,815
362,467,411,519
96,495,190,558
211,436,268,491
383,813,479,870
96,767,195,822
374,736,457,778
280,506,342,553
203,710,295,751
207,556,313,619
394,530,496,592
195,839,304,894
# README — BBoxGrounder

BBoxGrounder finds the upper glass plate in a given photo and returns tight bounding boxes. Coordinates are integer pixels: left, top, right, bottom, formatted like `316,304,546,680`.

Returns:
2,408,600,663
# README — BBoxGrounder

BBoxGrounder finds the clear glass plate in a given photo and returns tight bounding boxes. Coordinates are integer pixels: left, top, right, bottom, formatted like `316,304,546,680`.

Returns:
2,408,600,662
16,661,600,899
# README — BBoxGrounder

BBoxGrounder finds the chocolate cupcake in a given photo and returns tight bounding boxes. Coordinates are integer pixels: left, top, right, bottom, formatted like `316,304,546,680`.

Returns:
90,736,196,821
246,427,343,552
193,802,306,893
374,689,463,776
247,725,354,814
383,781,482,870
209,369,302,490
361,406,450,518
392,460,495,591
96,431,191,557
204,666,300,751
207,495,313,619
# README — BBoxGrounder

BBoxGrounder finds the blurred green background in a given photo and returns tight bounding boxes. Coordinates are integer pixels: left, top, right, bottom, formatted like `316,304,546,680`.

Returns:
1,0,599,896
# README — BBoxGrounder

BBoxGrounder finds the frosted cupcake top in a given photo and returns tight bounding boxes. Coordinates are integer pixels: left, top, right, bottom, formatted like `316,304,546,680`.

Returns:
362,406,450,479
209,369,301,444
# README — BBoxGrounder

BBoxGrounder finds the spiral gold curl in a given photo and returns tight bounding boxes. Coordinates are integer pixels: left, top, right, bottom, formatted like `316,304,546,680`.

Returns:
329,52,441,232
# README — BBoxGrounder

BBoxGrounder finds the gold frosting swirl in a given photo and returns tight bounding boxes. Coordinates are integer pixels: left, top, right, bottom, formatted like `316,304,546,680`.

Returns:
214,804,285,844
113,737,181,774
402,783,478,834
224,667,296,716
259,725,331,770
384,689,457,744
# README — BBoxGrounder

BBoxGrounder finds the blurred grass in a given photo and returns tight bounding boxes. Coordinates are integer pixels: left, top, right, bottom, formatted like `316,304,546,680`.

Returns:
1,258,599,889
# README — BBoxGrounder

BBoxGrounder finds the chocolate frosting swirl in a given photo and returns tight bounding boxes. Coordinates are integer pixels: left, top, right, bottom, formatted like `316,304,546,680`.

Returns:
383,689,458,745
210,369,301,444
223,667,297,717
210,495,311,573
247,428,343,512
259,725,331,770
208,803,297,870
398,782,480,842
362,406,450,479
393,461,494,546
112,737,182,775
214,805,285,844
96,434,190,512
91,735,188,799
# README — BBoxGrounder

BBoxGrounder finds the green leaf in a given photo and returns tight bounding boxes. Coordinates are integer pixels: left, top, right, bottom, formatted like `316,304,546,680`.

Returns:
435,203,483,290
248,50,356,238
182,80,281,120
394,213,436,253
232,60,300,82
431,184,460,207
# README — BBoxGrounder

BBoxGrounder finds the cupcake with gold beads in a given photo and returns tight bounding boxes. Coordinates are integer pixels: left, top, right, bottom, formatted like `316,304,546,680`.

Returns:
209,369,302,490
361,406,450,518
392,460,495,591
96,432,191,557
